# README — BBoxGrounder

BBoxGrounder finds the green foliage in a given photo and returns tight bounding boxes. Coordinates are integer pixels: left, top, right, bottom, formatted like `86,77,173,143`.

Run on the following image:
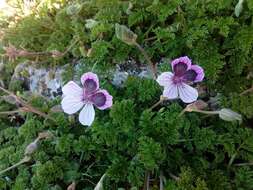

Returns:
235,166,253,190
124,77,161,103
0,75,251,189
222,93,253,118
137,136,165,170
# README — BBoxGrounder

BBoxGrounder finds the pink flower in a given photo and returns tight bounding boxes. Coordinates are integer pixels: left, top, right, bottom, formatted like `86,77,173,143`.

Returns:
157,56,204,103
61,72,113,126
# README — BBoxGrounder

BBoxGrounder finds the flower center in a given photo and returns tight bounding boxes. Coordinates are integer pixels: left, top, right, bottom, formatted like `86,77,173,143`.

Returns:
172,75,184,85
82,89,95,102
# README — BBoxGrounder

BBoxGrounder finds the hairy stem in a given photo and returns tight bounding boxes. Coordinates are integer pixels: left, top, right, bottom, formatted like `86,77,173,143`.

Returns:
228,143,244,169
0,110,21,115
178,109,186,117
169,172,180,181
150,99,163,110
0,87,55,122
160,171,164,190
134,42,157,79
240,85,253,96
234,162,253,166
149,96,168,110
179,108,220,117
0,156,30,176
192,109,220,115
62,38,79,55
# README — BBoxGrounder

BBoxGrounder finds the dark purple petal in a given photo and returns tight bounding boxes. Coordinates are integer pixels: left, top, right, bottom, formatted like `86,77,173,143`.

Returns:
91,92,106,107
84,79,97,92
183,69,198,82
171,56,191,76
173,62,188,77
81,72,99,92
190,65,205,82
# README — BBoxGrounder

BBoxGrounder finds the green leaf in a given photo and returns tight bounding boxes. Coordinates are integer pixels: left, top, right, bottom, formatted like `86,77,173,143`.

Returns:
115,24,137,45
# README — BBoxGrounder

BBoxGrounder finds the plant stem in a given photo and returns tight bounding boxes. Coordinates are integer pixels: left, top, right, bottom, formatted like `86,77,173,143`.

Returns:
179,108,220,116
175,139,194,142
160,171,164,190
0,110,21,115
62,38,79,55
234,162,253,166
228,153,237,169
91,61,98,72
149,96,168,110
150,99,163,110
134,42,157,79
0,87,55,122
0,156,30,176
240,85,253,96
228,143,244,169
143,171,150,190
179,108,219,117
178,109,186,117
191,109,220,115
144,36,157,42
169,172,179,181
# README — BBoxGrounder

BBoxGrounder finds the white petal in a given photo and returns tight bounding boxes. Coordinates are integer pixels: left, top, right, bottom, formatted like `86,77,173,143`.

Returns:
79,104,95,126
163,84,178,99
156,72,174,87
61,96,84,114
178,83,198,103
62,81,83,97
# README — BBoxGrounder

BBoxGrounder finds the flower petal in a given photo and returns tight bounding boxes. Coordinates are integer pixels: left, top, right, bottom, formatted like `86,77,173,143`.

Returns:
91,90,113,110
163,84,178,100
62,81,83,97
79,103,95,126
189,65,205,82
183,69,198,82
156,72,174,87
61,96,84,114
171,56,191,76
178,83,198,103
81,72,99,93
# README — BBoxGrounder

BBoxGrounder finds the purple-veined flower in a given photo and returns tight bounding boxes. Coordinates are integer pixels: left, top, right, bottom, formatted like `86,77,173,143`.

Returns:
61,72,113,126
157,56,204,103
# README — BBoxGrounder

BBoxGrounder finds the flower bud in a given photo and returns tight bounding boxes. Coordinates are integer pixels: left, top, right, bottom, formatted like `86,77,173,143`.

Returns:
38,131,53,140
115,24,137,45
185,100,208,112
95,174,106,190
218,108,242,123
235,0,244,17
1,95,18,105
67,182,76,190
25,142,38,155
66,4,81,15
85,19,98,29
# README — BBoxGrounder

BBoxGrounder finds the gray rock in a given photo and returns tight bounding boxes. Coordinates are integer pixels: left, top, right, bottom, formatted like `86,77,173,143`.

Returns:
10,57,166,97
11,62,65,98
